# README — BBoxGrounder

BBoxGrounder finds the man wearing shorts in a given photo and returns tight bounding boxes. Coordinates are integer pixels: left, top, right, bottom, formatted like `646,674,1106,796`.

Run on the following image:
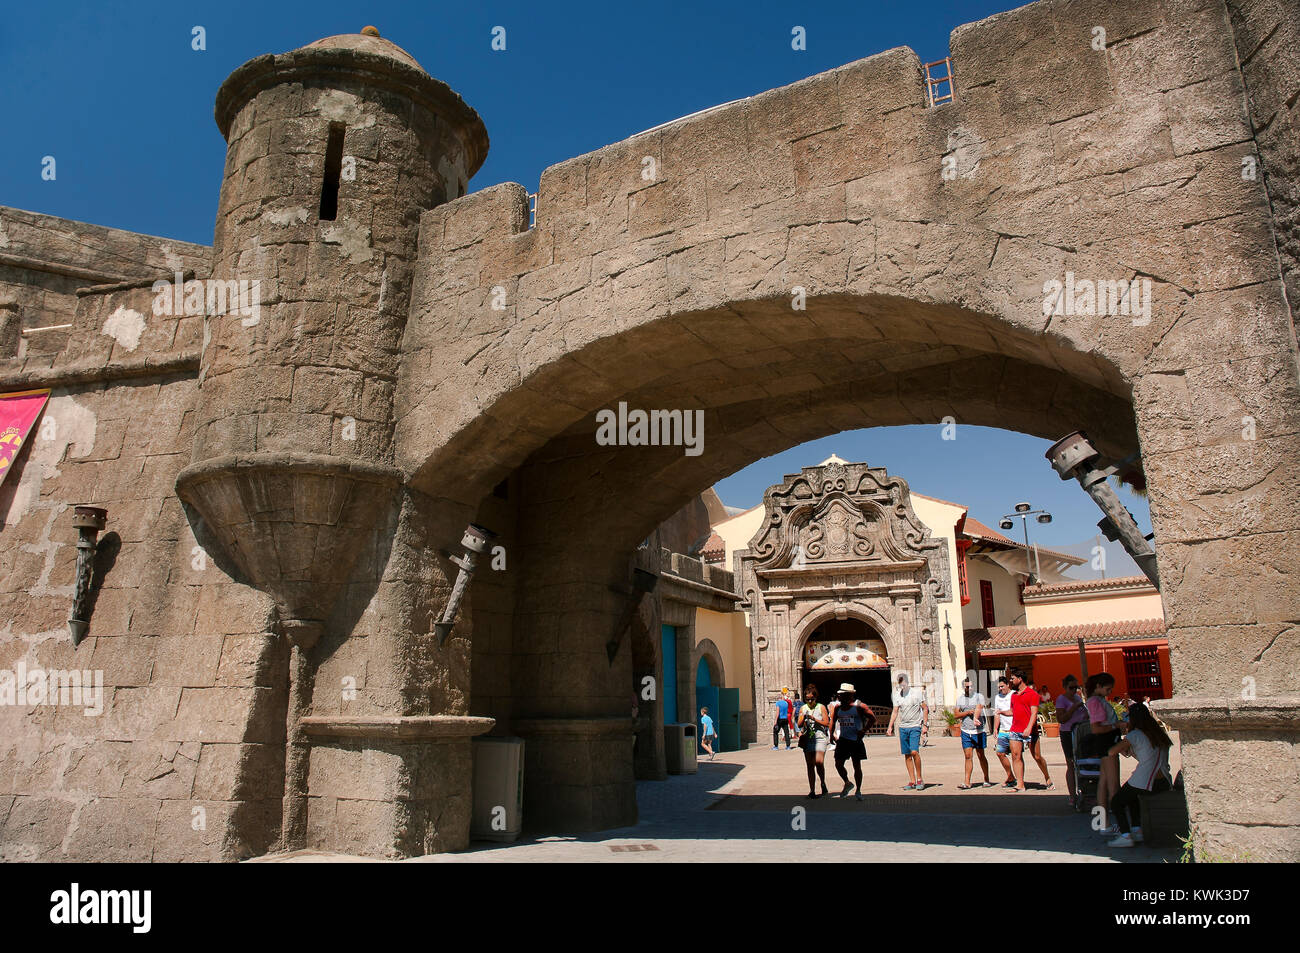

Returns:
887,674,929,790
700,707,716,761
955,677,991,789
1007,668,1040,792
992,676,1015,787
828,682,875,800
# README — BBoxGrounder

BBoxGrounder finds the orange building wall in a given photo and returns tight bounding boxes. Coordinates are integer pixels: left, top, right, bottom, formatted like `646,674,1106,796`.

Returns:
981,642,1173,704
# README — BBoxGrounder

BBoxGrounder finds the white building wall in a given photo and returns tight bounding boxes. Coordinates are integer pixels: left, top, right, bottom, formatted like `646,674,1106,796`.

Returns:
911,494,967,706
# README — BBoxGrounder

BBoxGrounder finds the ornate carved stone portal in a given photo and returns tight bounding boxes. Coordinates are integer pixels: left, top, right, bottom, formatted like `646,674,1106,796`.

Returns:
736,461,950,724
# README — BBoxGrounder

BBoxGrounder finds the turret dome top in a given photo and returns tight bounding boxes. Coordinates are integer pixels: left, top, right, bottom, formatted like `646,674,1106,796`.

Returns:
214,28,488,175
300,29,425,73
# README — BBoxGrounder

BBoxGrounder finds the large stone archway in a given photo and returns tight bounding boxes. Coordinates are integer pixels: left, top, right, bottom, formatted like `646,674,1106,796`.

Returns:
395,0,1298,858
3,0,1295,864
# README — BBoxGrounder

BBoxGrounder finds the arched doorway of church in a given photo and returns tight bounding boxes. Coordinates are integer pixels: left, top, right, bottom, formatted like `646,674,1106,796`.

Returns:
800,619,892,734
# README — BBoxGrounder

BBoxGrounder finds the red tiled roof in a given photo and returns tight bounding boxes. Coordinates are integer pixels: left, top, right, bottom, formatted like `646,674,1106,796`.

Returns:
971,618,1167,652
962,516,1018,546
960,516,1085,565
700,531,726,562
1022,575,1155,598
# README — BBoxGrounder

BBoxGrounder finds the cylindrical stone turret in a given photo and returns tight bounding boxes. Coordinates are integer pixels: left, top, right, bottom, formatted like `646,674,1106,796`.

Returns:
197,28,487,465
177,30,488,627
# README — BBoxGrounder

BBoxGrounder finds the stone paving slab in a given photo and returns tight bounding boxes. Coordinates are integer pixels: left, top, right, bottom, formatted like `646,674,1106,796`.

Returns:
262,737,1182,862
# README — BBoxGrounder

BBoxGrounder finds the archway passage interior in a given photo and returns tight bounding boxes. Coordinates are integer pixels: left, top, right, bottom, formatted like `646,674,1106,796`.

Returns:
801,618,892,734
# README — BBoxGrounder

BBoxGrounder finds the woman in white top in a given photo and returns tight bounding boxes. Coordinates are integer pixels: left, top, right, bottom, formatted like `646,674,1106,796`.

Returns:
1105,703,1174,848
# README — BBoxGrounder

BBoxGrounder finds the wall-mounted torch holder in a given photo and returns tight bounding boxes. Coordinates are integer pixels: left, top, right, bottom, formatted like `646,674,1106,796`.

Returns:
68,505,108,646
433,523,497,645
1046,431,1160,589
606,568,659,664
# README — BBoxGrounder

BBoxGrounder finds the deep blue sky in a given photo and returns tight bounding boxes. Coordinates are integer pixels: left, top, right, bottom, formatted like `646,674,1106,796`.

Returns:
2,0,1026,244
713,426,1150,579
1,0,1151,574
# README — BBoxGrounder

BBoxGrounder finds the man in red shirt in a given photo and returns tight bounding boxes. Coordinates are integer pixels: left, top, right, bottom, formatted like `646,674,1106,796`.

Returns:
1007,668,1040,793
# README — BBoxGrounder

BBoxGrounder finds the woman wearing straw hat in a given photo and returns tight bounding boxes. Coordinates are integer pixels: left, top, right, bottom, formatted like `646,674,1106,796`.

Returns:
828,682,876,800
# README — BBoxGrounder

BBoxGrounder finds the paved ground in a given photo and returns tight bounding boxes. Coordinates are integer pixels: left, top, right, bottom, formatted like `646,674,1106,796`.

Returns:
266,734,1183,863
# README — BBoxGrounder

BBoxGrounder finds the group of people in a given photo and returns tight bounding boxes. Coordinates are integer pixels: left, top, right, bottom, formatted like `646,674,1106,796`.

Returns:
956,669,1055,792
736,668,1174,847
1063,670,1175,847
771,675,928,798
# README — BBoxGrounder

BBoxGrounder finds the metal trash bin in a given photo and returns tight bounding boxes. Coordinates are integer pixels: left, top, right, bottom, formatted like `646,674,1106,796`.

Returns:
471,736,524,842
663,723,698,775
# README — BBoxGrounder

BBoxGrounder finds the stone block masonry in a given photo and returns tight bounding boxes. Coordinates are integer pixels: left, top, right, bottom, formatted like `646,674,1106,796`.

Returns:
1,0,1297,860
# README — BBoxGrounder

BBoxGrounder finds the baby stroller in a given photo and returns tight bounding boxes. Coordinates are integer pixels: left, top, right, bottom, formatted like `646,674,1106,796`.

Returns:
1071,726,1101,812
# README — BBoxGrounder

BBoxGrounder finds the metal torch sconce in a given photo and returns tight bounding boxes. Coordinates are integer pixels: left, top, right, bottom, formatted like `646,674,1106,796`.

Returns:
434,523,496,645
68,505,108,646
606,568,659,664
1045,431,1160,589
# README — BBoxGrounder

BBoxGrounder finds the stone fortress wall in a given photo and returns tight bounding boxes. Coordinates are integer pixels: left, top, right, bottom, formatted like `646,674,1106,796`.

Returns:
0,0,1296,861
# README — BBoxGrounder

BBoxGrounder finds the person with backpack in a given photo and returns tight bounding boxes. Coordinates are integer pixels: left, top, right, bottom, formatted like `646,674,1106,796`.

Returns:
796,683,830,798
828,682,876,800
773,688,793,750
1105,702,1174,848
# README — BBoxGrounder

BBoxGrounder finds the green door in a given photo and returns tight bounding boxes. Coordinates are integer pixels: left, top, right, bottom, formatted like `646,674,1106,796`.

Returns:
718,687,740,752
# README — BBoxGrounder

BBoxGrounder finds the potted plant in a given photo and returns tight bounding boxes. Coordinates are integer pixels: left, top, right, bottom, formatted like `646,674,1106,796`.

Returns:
1038,698,1060,737
943,707,962,737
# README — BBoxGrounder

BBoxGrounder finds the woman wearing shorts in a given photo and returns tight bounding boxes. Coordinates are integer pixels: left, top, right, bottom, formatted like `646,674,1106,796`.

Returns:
796,684,830,798
1083,673,1123,829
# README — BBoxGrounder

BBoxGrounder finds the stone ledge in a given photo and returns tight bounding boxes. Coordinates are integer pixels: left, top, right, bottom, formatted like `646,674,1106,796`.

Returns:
176,452,403,487
1151,696,1300,732
299,715,495,741
512,716,635,738
0,350,200,389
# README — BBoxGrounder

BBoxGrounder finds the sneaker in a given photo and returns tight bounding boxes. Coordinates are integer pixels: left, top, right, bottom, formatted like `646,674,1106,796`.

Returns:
840,781,853,798
1131,826,1144,843
772,745,778,750
914,782,927,791
1098,824,1121,836
1107,833,1136,848
855,792,863,802
902,783,916,790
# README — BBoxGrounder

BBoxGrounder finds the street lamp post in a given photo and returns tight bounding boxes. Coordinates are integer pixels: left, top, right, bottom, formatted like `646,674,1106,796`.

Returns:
999,502,1053,584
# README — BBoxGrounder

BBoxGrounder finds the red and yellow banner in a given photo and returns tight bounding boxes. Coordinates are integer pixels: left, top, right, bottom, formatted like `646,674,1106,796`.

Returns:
0,389,51,487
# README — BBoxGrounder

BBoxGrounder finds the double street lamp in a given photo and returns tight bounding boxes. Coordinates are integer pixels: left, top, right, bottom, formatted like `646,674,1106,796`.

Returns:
999,502,1052,583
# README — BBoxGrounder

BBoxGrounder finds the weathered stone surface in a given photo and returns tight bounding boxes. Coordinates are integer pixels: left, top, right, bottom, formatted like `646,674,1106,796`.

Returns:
1,2,1297,862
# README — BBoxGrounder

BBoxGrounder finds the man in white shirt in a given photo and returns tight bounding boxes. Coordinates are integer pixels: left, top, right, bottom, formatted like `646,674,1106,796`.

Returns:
991,676,1016,788
887,674,929,790
955,677,991,788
